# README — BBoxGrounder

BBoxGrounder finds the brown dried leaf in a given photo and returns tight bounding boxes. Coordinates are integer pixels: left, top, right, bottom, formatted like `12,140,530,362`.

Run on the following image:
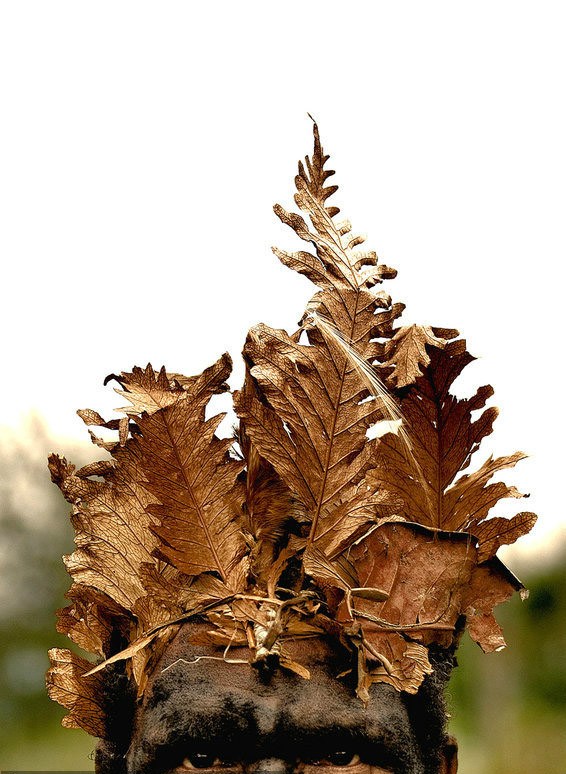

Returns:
57,585,127,658
77,408,119,429
474,512,537,563
375,342,536,556
235,318,396,559
443,452,527,530
347,522,476,649
236,123,403,573
46,648,107,738
134,354,246,582
48,451,158,613
364,635,433,695
342,520,523,678
48,353,250,739
463,559,522,652
279,652,311,679
237,374,306,584
138,563,231,620
132,625,180,699
381,325,456,388
84,631,161,677
303,547,358,591
114,364,180,415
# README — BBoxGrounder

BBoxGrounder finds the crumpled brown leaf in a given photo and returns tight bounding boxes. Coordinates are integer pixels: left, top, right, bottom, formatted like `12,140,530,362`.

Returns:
46,648,107,737
337,520,523,692
463,558,522,652
345,522,476,645
364,636,433,696
48,451,158,614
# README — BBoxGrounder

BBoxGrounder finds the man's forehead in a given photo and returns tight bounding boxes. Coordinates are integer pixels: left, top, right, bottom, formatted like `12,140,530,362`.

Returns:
145,627,404,727
127,627,419,772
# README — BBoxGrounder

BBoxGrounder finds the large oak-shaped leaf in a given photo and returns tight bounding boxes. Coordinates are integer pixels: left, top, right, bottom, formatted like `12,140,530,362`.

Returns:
48,353,247,739
236,324,399,561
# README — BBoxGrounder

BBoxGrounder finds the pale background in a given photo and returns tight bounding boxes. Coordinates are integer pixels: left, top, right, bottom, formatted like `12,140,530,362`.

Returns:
1,2,565,772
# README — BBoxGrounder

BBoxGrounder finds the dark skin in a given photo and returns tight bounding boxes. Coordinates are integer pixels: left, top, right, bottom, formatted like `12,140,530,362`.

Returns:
107,625,457,774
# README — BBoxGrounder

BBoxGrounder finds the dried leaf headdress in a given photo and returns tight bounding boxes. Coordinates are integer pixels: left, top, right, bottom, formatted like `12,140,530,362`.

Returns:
47,124,536,737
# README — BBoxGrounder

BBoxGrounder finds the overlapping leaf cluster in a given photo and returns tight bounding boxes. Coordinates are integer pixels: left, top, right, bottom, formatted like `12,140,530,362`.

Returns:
235,123,536,697
47,124,536,736
47,358,247,734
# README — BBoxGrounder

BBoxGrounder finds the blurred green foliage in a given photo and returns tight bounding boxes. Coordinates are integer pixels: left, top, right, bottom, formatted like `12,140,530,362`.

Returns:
449,554,566,774
0,422,95,771
0,423,564,772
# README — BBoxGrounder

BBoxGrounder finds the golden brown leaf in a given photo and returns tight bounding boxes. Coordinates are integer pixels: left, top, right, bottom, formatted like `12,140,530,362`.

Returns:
237,372,306,584
48,451,159,613
141,365,246,580
443,452,526,530
137,562,231,623
236,329,393,562
71,354,247,590
374,341,535,556
347,522,476,648
463,559,522,652
84,631,161,677
380,325,457,388
56,585,127,658
364,636,433,695
48,352,249,742
112,359,230,417
279,652,311,679
236,123,404,574
303,547,358,592
474,512,537,562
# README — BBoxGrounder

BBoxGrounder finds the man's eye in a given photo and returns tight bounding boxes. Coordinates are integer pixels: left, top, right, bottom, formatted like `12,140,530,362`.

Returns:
180,753,223,769
310,752,361,767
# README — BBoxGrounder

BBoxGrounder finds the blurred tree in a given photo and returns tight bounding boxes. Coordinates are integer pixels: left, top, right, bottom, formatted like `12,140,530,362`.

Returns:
449,552,566,774
0,417,96,769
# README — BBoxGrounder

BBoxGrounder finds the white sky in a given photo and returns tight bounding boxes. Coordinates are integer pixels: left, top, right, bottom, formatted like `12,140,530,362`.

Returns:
1,1,565,563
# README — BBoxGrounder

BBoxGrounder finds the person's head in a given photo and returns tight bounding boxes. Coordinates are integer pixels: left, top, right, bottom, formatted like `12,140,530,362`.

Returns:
46,122,531,774
95,624,458,774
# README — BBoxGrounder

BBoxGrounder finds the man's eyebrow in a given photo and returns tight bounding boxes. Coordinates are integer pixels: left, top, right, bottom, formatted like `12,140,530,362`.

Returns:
141,700,257,766
273,717,410,770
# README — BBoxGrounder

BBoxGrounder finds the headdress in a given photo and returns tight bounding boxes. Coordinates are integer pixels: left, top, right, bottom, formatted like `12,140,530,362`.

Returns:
47,123,536,738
